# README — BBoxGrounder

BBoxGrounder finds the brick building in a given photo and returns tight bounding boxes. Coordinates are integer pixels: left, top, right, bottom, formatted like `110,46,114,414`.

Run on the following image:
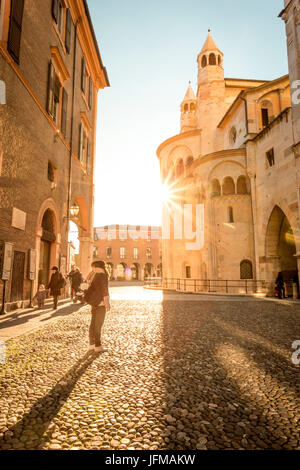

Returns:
0,0,109,310
93,225,162,281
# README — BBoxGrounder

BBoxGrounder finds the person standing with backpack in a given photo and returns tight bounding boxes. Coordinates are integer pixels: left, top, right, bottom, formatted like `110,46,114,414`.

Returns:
47,266,65,310
84,260,111,354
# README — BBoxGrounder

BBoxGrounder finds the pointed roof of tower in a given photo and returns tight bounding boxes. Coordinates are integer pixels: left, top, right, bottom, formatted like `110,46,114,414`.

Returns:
183,82,196,101
200,31,222,55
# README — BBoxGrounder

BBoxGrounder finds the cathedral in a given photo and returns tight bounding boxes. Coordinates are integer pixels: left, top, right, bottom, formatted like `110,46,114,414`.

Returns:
157,29,300,294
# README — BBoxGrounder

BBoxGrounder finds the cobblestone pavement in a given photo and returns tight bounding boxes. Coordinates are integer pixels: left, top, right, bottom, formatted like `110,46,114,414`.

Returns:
0,289,299,450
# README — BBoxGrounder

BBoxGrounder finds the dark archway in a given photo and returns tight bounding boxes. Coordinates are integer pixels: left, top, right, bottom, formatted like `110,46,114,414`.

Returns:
265,206,298,292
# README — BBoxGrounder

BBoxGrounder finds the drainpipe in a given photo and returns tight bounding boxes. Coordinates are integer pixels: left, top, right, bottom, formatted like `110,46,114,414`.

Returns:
241,96,249,135
67,19,79,233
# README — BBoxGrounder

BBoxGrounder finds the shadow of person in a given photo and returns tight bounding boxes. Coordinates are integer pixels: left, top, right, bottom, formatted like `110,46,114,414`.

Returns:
0,354,96,450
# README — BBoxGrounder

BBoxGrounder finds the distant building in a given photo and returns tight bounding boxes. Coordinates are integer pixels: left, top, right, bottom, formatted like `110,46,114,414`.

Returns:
93,225,162,281
157,30,299,293
0,0,109,310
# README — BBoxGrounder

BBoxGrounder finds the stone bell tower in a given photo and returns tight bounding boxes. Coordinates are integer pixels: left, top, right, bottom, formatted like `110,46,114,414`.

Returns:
180,82,198,133
197,31,226,154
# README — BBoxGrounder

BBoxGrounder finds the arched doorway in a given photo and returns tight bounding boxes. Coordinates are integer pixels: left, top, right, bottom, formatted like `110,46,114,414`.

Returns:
266,206,298,294
117,263,126,280
131,263,140,280
38,209,57,286
144,263,153,279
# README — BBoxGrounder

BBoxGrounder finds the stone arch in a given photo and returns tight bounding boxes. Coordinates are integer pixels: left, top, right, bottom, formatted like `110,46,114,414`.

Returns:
260,99,274,127
265,205,298,288
237,175,249,194
175,159,184,178
70,195,91,278
209,53,216,65
222,176,235,195
210,178,221,198
35,198,61,290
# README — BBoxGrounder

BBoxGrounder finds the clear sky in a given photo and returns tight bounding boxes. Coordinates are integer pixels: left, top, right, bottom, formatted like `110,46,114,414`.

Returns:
87,0,288,228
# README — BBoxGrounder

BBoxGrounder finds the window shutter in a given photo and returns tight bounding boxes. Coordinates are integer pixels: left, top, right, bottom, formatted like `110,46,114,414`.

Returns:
86,138,91,174
53,76,60,102
52,0,59,22
88,77,93,108
81,58,86,93
61,89,68,138
79,124,84,162
47,61,55,116
7,0,25,64
65,9,72,53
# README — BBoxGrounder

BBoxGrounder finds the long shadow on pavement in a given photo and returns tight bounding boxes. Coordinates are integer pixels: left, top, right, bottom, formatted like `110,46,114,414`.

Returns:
0,353,97,450
161,299,300,451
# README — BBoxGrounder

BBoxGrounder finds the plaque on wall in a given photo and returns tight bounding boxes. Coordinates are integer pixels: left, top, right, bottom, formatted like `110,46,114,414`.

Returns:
28,249,37,281
0,242,14,281
11,207,26,231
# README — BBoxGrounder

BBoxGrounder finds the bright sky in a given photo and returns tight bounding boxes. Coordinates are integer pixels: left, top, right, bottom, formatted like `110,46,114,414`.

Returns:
87,0,288,228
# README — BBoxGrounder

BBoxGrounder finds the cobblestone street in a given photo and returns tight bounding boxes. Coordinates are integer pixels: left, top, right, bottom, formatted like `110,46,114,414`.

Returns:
0,288,299,450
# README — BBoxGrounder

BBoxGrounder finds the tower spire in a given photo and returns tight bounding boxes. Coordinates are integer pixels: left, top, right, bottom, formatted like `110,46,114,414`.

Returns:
180,83,197,133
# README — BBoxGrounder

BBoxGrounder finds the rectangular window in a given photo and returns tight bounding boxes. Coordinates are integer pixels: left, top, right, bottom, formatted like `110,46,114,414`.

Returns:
7,0,25,64
86,138,91,175
120,247,125,259
81,57,87,93
65,8,72,53
52,0,63,33
266,148,275,167
261,108,269,127
146,248,152,260
47,61,61,122
88,76,93,109
61,88,68,137
79,124,86,163
106,247,112,259
133,248,139,260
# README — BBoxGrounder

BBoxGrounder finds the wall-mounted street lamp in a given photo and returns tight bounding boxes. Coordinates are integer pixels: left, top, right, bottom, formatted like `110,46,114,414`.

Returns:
70,203,80,219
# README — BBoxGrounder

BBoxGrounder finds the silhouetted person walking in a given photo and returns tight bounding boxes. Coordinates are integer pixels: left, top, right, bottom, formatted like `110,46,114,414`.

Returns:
47,266,65,310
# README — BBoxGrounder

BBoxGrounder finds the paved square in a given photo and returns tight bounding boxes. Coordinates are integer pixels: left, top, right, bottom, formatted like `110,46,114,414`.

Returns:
0,288,299,450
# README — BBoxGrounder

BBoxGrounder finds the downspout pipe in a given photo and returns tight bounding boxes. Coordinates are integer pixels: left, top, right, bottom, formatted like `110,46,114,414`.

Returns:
67,19,79,230
241,96,249,135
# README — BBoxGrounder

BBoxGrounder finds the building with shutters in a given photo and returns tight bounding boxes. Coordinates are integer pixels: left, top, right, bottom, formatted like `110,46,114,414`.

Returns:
157,30,300,295
93,225,162,281
0,0,109,311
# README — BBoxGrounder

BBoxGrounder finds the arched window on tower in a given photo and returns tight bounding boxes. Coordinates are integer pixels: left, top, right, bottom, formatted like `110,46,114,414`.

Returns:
228,206,234,223
201,55,207,68
190,103,196,113
209,53,216,65
240,260,253,280
222,177,235,195
260,100,274,128
184,103,188,114
218,55,222,66
237,176,248,194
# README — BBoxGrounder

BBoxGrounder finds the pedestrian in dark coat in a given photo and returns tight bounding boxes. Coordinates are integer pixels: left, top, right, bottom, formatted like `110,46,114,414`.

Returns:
275,272,285,299
84,260,110,354
47,266,65,310
69,268,83,295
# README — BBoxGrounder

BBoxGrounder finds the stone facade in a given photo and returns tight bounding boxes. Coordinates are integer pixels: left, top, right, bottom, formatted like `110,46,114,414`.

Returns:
157,29,300,294
93,225,162,281
0,0,109,310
